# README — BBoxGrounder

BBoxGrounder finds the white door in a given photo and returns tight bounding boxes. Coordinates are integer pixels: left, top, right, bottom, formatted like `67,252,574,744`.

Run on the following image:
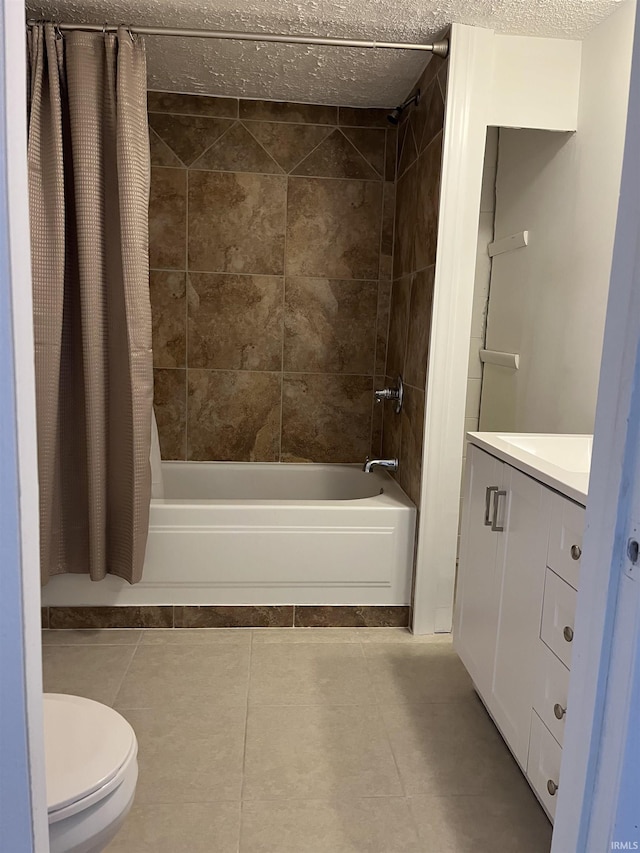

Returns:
453,444,504,695
491,467,551,767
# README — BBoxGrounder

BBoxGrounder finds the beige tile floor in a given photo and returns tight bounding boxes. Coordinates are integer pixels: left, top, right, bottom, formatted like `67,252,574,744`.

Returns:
42,627,553,853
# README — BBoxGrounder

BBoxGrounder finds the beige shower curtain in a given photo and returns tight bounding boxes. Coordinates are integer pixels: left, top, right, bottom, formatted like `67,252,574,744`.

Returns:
27,23,153,585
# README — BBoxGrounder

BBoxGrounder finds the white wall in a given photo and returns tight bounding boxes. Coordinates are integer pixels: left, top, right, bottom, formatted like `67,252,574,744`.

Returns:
480,1,636,433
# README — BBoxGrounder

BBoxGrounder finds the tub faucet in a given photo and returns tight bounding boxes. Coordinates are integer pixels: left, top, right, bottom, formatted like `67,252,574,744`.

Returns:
363,457,399,474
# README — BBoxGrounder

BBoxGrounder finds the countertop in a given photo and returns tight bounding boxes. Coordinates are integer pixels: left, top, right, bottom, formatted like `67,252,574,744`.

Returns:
466,432,591,506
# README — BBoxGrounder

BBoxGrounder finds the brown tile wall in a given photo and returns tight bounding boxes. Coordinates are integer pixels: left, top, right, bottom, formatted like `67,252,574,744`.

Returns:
381,56,449,506
148,92,397,463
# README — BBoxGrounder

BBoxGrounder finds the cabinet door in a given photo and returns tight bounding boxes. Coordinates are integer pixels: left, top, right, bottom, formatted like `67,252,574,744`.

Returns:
541,568,577,669
528,711,562,821
547,493,585,590
491,467,552,767
453,445,504,697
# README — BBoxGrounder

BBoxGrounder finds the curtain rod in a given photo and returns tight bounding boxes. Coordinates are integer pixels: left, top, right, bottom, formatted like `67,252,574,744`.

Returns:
26,20,449,56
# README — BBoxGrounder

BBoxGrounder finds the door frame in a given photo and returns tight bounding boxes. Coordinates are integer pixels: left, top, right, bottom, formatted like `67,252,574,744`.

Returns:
552,3,640,846
0,0,48,848
411,24,494,634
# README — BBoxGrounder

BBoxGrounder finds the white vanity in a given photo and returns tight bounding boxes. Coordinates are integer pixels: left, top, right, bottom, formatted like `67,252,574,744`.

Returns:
453,432,591,821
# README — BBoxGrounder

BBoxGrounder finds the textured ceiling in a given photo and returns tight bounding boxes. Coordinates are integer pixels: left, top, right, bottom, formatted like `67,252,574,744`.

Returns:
27,0,625,106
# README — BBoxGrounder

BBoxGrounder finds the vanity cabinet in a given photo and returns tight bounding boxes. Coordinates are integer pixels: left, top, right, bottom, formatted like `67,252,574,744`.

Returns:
454,442,584,820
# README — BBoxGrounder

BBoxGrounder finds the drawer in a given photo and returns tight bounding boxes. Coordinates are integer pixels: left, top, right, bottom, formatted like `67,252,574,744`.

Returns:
533,639,570,746
547,494,585,590
541,568,577,669
527,711,563,821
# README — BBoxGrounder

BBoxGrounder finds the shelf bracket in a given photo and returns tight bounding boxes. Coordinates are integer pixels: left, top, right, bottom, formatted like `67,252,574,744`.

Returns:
488,230,529,257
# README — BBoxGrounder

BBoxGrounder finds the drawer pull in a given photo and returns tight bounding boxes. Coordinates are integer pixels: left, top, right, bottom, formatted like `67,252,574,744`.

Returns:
553,703,566,720
484,486,499,526
563,626,574,643
491,489,507,532
570,544,582,560
547,780,559,796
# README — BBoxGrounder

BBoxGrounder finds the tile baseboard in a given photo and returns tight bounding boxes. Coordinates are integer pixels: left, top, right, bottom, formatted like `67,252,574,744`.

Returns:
174,605,294,628
294,606,410,628
48,606,173,630
44,605,410,629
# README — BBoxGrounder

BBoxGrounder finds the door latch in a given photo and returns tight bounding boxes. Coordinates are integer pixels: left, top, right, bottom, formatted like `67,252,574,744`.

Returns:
625,536,639,580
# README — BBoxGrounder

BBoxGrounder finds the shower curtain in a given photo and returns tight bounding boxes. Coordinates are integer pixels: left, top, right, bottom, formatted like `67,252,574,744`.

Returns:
27,23,153,585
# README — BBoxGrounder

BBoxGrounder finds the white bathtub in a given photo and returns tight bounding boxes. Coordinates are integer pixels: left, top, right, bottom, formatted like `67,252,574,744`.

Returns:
42,463,416,606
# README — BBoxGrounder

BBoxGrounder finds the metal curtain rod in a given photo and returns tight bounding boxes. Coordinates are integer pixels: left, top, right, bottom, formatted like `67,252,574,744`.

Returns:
26,20,449,56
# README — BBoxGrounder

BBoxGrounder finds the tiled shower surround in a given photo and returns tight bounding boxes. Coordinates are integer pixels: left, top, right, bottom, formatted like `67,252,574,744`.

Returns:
148,92,397,464
45,62,448,632
382,56,448,506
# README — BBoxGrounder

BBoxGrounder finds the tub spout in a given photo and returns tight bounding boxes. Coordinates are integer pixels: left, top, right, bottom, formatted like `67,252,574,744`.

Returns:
363,457,399,473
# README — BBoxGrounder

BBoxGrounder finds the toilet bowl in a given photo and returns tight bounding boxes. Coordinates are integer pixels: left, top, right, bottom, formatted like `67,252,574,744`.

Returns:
44,693,138,853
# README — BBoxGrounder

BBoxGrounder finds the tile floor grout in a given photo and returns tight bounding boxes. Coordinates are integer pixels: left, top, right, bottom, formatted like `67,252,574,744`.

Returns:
108,645,140,707
42,628,552,852
239,630,253,803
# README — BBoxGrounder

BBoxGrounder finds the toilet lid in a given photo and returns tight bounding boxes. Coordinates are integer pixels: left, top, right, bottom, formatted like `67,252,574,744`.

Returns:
43,694,136,814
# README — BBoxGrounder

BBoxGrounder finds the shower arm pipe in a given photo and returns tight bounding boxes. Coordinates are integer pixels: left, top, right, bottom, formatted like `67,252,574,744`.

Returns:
26,20,449,56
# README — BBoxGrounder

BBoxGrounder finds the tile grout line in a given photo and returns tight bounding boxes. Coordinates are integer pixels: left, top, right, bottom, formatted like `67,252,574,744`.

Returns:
339,127,383,178
278,174,289,462
184,164,190,461
371,157,389,455
187,164,384,183
380,131,398,459
149,161,386,184
153,116,387,182
186,119,237,171
150,266,382,284
147,367,379,377
403,793,426,846
110,643,140,708
238,792,428,802
387,126,399,309
235,798,243,853
149,126,187,168
285,125,334,174
241,120,288,175
397,112,420,181
239,629,253,804
373,693,410,800
149,104,388,130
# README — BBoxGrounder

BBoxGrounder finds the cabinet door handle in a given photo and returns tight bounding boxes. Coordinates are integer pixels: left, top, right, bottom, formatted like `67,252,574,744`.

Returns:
547,780,558,796
563,626,574,643
491,490,507,532
570,544,582,560
484,486,499,526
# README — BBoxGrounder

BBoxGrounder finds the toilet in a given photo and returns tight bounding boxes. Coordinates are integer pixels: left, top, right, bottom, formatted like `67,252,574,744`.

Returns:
44,694,138,853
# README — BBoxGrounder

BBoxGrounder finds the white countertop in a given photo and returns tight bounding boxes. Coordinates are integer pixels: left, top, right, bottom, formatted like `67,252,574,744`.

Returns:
467,432,592,506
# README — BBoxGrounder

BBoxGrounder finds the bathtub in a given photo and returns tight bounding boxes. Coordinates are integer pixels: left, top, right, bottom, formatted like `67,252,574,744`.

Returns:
42,463,417,606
